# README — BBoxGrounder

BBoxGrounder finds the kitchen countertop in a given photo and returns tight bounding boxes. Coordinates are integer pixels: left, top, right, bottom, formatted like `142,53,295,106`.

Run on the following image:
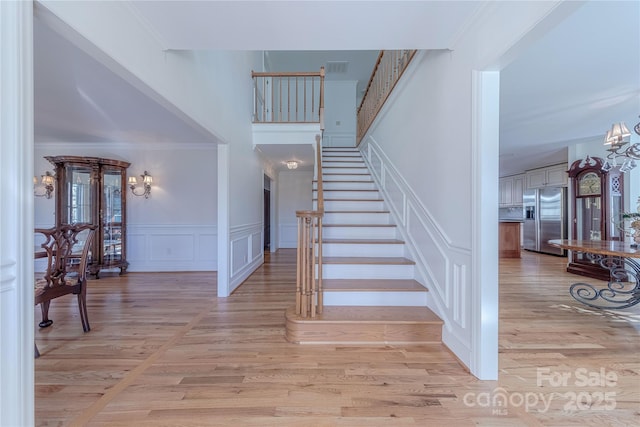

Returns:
499,219,523,223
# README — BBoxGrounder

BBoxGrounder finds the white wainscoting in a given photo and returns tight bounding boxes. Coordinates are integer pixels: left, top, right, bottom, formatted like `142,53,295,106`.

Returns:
361,137,472,360
127,224,217,272
229,222,264,293
322,132,356,147
279,223,298,248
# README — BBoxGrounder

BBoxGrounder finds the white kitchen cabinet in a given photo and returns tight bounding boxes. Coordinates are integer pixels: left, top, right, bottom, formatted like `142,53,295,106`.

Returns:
525,164,567,189
512,174,525,205
499,174,525,206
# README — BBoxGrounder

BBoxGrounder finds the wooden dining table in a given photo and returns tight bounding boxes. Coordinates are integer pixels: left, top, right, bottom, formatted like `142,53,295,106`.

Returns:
549,239,640,309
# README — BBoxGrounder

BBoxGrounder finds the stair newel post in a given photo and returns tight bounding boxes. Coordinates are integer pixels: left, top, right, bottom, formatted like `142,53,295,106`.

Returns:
295,215,303,315
310,216,318,318
316,216,323,314
301,216,309,318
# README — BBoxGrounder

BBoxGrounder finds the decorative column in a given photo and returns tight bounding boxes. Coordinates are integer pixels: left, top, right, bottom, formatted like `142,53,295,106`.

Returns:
0,1,35,425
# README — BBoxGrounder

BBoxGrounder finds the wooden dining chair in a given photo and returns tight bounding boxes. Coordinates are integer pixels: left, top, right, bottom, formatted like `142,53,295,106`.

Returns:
35,224,96,357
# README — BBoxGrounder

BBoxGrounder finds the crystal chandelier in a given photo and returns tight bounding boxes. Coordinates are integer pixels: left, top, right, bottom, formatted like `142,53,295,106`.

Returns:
602,116,640,172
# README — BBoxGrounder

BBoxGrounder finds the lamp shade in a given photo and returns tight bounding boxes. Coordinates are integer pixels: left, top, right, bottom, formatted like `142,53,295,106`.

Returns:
41,174,54,186
286,161,298,170
610,122,631,139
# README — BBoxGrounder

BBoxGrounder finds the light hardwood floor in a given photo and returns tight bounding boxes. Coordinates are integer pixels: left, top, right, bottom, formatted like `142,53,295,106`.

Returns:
35,250,640,426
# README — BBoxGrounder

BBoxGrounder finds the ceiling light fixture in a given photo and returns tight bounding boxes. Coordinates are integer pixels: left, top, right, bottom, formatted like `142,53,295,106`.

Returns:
602,116,640,172
286,161,299,170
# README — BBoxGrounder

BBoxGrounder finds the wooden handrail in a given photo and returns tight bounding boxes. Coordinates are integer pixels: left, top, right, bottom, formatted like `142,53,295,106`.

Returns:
319,67,325,131
357,51,384,116
315,134,324,213
251,71,323,78
356,50,416,144
252,68,325,125
295,134,324,318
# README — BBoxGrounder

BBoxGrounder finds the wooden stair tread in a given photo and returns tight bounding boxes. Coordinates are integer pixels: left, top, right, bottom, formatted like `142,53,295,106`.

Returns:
315,189,378,192
321,256,415,265
323,166,368,169
286,306,441,324
324,210,390,214
314,180,374,183
322,174,371,177
315,198,383,202
322,224,396,228
323,279,426,292
323,238,404,244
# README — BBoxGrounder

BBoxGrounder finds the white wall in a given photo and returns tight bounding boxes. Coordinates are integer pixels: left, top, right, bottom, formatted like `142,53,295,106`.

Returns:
324,80,357,147
37,2,266,294
359,1,567,379
224,52,267,294
277,170,313,248
37,1,240,145
34,142,218,272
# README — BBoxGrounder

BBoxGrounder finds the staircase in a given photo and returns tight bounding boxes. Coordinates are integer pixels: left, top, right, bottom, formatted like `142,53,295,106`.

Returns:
285,147,443,345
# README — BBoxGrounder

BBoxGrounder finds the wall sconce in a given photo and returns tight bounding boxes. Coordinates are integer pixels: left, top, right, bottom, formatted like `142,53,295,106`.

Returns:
286,160,299,170
34,171,55,199
128,171,153,198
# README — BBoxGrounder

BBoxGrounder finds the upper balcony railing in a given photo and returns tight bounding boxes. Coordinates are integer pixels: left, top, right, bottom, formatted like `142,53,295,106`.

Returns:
252,68,325,129
357,50,416,144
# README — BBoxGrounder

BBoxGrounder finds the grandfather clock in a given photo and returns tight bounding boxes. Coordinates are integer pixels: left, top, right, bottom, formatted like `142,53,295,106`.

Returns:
567,156,624,280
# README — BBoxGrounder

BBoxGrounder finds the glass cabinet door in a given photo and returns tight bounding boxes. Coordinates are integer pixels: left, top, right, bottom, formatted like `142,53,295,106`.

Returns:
575,196,602,241
102,168,124,264
63,165,94,225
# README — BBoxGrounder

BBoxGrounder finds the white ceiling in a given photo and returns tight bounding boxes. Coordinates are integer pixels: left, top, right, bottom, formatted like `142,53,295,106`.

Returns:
34,1,640,175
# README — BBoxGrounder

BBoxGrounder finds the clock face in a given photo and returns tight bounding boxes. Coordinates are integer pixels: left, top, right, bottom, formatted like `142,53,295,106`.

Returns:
578,172,601,196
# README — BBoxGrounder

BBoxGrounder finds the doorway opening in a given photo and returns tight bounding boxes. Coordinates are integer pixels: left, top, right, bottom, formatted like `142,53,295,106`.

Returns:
264,174,271,251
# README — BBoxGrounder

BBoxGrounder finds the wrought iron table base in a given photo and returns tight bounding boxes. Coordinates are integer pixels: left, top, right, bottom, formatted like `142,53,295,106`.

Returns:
570,253,640,309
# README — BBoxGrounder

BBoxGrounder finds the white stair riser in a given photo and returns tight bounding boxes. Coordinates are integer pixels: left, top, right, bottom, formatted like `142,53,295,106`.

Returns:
323,167,369,174
321,264,415,280
323,161,365,168
320,243,405,257
315,190,379,199
318,200,385,210
322,174,372,181
322,226,397,239
315,181,376,190
323,291,428,307
323,152,361,157
323,149,360,154
323,212,391,224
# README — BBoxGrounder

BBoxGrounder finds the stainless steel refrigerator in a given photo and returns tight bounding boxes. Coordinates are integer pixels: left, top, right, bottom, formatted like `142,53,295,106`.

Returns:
522,187,568,256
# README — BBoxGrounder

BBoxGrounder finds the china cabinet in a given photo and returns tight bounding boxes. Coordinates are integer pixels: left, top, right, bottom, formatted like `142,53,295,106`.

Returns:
46,156,130,277
567,156,623,280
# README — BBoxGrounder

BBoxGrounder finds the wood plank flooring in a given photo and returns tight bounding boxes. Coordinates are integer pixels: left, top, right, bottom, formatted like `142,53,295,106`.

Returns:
35,250,640,426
